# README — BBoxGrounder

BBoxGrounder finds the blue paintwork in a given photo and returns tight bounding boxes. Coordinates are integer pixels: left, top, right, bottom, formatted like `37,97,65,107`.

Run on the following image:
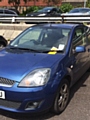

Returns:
75,46,86,52
0,23,89,113
0,49,64,81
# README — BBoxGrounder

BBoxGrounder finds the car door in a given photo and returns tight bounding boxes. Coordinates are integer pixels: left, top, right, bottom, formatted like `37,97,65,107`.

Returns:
70,26,90,83
0,9,4,17
50,8,57,16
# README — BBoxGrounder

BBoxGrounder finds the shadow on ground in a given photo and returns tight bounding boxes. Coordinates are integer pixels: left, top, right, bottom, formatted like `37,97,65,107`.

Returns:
0,71,90,120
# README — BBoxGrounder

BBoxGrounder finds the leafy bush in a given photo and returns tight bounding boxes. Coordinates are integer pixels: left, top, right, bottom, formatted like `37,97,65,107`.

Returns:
60,3,74,13
22,6,42,16
86,3,90,8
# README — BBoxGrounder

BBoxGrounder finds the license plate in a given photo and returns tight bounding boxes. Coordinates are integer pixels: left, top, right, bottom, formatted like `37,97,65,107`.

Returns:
0,90,5,99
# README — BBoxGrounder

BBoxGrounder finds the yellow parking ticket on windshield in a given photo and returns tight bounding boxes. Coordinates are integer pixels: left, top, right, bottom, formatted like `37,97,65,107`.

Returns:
48,47,58,54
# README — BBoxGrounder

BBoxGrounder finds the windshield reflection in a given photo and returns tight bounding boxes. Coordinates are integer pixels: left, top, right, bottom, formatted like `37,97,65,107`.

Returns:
10,26,71,53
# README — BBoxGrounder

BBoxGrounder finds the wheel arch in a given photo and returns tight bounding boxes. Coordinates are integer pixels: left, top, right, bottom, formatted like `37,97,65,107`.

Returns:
63,75,71,87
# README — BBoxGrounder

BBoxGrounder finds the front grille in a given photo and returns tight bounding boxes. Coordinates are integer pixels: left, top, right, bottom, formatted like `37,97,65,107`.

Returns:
0,99,21,109
0,77,15,87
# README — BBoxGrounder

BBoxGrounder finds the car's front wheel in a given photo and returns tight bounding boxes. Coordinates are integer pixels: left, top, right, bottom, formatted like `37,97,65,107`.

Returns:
52,79,70,114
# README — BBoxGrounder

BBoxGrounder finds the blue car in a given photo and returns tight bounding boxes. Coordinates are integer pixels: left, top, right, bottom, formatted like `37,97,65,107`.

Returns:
0,23,90,114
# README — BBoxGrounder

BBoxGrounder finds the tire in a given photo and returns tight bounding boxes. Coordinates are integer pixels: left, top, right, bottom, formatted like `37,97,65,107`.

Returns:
52,79,70,114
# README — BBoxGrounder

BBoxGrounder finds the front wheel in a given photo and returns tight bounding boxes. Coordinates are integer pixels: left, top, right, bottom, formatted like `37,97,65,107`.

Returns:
52,79,70,114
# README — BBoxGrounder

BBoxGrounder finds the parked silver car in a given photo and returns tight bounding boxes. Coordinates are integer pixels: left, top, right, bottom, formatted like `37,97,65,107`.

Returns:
0,8,18,17
62,7,90,16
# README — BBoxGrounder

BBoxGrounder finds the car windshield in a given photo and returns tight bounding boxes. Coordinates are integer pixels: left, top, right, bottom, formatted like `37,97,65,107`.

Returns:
69,8,90,13
79,8,90,13
9,26,71,53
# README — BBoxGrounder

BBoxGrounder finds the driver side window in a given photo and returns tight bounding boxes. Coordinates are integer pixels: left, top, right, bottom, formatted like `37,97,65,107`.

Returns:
72,28,86,48
71,27,87,55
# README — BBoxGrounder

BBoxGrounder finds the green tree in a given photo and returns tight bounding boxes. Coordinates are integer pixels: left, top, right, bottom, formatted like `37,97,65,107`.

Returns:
87,0,90,7
24,0,39,6
43,0,52,6
8,0,32,10
43,0,61,6
87,0,90,4
52,0,61,5
60,3,73,13
8,0,20,10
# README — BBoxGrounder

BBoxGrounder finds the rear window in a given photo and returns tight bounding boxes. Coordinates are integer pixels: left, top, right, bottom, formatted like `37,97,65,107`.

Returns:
4,10,15,14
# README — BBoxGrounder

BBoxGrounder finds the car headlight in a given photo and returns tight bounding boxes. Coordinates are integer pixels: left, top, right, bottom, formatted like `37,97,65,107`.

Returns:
18,68,51,87
38,13,46,16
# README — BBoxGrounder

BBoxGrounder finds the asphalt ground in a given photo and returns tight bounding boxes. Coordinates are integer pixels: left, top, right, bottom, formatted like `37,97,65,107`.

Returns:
0,70,90,120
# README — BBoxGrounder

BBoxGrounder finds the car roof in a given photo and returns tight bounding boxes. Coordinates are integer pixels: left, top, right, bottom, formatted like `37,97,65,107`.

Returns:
42,7,57,9
0,8,18,13
32,23,81,29
69,7,90,12
73,7,90,9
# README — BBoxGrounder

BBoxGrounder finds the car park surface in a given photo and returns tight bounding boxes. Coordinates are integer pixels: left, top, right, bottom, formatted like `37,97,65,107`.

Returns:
0,71,90,120
0,23,90,115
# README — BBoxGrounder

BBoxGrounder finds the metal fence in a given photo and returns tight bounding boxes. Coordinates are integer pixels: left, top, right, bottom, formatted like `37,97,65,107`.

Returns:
0,15,90,23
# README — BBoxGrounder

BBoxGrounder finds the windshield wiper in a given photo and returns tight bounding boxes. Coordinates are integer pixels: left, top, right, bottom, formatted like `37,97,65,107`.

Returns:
7,46,63,53
8,46,41,53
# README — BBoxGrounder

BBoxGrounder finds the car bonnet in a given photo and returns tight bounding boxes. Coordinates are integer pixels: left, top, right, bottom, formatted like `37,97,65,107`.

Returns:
0,49,64,82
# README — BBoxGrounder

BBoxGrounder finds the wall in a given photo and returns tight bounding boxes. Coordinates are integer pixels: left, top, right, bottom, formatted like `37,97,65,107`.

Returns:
63,0,84,1
0,23,89,42
0,23,34,41
0,0,61,7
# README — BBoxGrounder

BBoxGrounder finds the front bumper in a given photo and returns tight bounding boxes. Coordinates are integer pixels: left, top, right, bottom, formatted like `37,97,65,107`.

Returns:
0,82,56,113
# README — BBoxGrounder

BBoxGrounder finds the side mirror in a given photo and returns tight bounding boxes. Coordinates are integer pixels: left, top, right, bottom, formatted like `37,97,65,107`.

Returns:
75,46,86,53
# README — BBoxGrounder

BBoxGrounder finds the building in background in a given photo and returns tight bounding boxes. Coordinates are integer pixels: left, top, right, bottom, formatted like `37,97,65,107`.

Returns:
0,0,61,7
0,0,86,7
62,0,87,7
0,0,87,13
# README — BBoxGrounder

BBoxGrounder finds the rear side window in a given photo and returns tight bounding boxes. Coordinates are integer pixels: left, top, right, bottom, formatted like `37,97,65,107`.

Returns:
72,27,87,47
4,10,15,15
0,9,3,14
52,8,57,12
69,9,79,13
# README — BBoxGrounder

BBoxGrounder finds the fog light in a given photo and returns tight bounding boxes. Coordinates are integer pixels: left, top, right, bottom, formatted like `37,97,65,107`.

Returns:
25,101,41,110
